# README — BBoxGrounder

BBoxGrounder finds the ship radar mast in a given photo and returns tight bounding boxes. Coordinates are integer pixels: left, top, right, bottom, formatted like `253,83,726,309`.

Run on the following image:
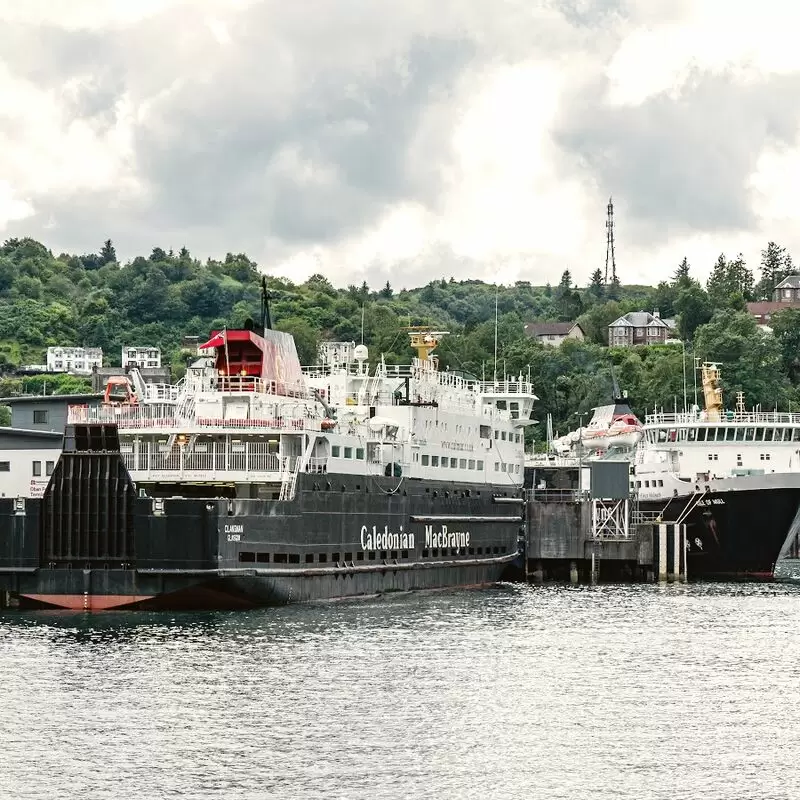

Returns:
405,326,449,364
701,362,723,420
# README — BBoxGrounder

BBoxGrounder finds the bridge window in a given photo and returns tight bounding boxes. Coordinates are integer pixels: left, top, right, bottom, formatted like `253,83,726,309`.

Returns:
450,458,457,468
687,428,697,442
331,446,340,457
460,459,467,469
793,428,800,442
725,427,735,441
744,428,755,441
477,460,484,470
755,428,764,441
421,455,429,466
32,461,41,477
468,459,475,469
344,447,353,459
431,456,439,467
0,462,9,472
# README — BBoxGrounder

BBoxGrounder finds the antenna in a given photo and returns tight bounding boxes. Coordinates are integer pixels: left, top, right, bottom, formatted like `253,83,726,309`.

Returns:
260,276,272,331
605,196,617,284
493,284,499,382
361,304,365,345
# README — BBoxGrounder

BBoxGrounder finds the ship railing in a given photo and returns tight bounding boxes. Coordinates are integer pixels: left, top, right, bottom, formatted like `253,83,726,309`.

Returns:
478,379,535,396
215,375,310,398
526,488,584,503
644,410,800,426
139,383,181,402
68,404,322,433
121,440,282,476
304,457,329,474
631,510,663,525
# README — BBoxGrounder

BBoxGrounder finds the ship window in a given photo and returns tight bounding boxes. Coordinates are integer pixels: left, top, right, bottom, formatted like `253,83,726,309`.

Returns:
356,447,364,459
501,431,507,441
477,460,484,470
441,460,447,469
494,430,499,439
496,400,507,410
401,550,409,558
380,550,388,559
45,461,55,476
422,455,429,466
707,453,718,461
332,552,340,562
390,550,398,559
238,551,256,563
432,549,439,556
257,553,270,563
0,462,9,472
450,458,457,468
658,480,663,487
305,554,314,563
480,425,491,439
288,554,300,564
33,409,48,424
368,551,376,560
460,459,467,469
344,447,353,459
318,553,327,563
733,428,742,441
468,459,475,469
667,429,677,442
744,428,755,441
422,549,429,557
687,428,697,442
723,427,733,441
645,480,650,488
515,464,520,473
793,428,800,442
755,428,765,441
345,552,353,561
495,462,500,471
696,428,706,442
760,453,772,461
657,429,667,442
635,480,641,488
431,456,439,466
356,552,364,561
331,446,340,457
32,461,41,476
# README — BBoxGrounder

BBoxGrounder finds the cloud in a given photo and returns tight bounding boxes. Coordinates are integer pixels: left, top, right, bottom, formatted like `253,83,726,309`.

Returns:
1,0,800,291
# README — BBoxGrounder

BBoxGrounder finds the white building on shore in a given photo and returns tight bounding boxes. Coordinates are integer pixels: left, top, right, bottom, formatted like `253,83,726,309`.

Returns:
46,347,103,374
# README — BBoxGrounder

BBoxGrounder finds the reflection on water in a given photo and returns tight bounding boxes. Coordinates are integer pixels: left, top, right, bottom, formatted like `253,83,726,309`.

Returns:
2,583,800,800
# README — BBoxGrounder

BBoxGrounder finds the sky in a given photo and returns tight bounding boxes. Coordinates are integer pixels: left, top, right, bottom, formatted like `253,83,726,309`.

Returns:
1,0,799,290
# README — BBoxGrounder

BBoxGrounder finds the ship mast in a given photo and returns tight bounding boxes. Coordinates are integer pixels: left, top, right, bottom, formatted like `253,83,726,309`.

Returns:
701,362,723,421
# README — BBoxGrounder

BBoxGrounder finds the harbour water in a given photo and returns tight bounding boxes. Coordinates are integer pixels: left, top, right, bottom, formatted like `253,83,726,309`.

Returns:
2,583,800,799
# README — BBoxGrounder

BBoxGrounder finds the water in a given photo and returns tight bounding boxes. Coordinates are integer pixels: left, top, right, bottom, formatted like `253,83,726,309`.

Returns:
2,583,800,800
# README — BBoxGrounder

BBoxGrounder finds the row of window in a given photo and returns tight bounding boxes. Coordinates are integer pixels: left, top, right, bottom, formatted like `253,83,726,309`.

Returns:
238,546,504,564
634,479,665,489
0,460,55,475
331,446,364,459
420,455,485,470
706,453,771,461
494,430,521,443
649,426,800,444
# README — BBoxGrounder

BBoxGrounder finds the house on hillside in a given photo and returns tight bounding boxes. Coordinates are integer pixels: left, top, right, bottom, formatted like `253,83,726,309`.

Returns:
524,321,585,347
747,276,800,327
608,310,675,347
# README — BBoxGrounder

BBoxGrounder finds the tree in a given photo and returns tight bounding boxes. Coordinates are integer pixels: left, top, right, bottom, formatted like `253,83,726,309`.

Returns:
756,241,789,300
150,247,168,262
588,269,604,299
707,253,753,307
674,284,712,340
672,257,691,288
555,270,572,298
769,308,800,384
99,239,117,265
693,311,790,408
379,281,393,299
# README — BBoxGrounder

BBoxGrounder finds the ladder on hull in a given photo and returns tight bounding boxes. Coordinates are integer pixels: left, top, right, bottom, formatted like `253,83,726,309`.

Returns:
279,457,302,501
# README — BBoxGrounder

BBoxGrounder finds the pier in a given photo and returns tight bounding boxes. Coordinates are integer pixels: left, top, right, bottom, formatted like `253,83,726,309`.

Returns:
522,459,686,584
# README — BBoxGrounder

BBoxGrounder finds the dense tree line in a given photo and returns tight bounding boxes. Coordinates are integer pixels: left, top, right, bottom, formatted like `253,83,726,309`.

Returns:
0,237,798,447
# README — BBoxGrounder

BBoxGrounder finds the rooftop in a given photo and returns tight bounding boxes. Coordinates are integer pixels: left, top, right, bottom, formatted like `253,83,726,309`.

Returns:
524,322,580,336
775,275,800,290
0,393,104,405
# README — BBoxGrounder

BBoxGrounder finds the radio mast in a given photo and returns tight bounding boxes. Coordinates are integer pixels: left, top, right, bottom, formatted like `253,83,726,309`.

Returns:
604,196,617,285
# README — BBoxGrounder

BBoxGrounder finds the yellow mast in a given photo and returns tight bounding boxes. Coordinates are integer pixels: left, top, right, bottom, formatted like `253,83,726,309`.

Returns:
405,327,449,364
701,362,723,420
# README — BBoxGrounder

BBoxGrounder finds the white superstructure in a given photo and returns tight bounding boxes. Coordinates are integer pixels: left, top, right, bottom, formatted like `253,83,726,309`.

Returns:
68,327,538,497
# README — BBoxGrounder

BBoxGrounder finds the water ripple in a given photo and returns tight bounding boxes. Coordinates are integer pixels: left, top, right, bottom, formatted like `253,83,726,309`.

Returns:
2,583,800,799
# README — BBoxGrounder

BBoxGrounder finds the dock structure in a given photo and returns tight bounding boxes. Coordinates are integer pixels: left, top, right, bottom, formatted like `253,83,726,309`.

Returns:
523,459,686,583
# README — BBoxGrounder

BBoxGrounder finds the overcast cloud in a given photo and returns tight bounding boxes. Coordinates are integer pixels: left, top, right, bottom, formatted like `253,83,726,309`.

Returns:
1,0,799,289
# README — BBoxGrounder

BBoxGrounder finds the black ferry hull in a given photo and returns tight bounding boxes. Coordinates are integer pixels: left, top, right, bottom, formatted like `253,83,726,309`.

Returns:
0,426,523,610
639,481,800,580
